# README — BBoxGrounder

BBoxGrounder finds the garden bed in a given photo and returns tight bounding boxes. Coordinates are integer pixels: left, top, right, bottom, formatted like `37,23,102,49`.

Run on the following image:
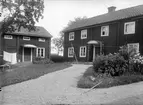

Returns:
77,66,143,88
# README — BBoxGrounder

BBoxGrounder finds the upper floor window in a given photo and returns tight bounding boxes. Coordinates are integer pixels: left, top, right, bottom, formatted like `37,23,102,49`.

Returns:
36,47,45,58
69,32,74,41
81,29,87,39
23,36,30,40
127,43,139,54
124,22,135,34
101,26,109,36
4,35,13,39
68,47,74,57
80,46,86,57
39,38,45,42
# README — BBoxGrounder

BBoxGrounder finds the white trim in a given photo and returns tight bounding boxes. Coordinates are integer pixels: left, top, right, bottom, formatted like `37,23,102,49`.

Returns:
101,26,109,36
81,29,87,39
124,21,135,34
22,47,24,62
80,46,86,57
4,35,13,39
69,32,74,41
38,38,45,42
127,43,139,53
36,47,45,58
68,47,74,57
23,36,30,40
31,48,32,62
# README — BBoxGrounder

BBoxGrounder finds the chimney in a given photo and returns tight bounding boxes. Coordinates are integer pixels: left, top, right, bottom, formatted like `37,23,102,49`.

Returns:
108,6,116,13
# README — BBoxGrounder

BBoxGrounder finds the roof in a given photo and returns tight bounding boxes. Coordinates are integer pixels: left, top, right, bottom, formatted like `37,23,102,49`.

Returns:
64,5,143,32
6,26,52,38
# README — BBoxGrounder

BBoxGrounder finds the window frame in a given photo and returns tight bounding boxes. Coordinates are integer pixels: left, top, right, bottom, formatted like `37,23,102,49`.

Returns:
69,32,74,41
4,35,13,39
36,47,45,58
124,21,135,35
127,43,139,53
68,47,74,57
101,25,109,36
80,46,86,57
81,29,87,39
38,38,45,42
23,36,30,41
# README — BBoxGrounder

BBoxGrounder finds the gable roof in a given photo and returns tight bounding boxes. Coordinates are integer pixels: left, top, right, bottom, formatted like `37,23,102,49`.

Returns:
6,26,52,38
64,4,143,32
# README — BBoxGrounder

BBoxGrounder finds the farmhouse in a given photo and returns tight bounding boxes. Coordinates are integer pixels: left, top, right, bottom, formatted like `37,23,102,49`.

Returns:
63,5,143,62
0,26,52,64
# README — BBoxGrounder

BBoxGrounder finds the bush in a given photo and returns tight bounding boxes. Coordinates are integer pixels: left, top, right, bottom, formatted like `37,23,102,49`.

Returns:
93,53,128,76
50,54,64,62
32,57,53,64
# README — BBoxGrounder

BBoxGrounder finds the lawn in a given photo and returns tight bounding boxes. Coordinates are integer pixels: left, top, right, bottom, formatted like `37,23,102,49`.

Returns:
0,63,72,87
77,66,143,88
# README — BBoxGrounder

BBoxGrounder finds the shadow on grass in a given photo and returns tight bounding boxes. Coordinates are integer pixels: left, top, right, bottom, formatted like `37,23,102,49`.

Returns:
1,63,72,87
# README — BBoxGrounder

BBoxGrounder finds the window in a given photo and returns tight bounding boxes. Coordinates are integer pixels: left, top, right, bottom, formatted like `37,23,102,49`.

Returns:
4,35,13,39
23,36,30,40
124,22,135,34
127,43,139,54
80,46,86,57
81,29,87,39
39,38,45,42
69,32,74,41
36,47,45,58
68,47,74,57
101,26,109,36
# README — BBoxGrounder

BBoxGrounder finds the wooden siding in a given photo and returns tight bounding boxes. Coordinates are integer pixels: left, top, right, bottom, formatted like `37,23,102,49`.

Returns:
64,16,143,62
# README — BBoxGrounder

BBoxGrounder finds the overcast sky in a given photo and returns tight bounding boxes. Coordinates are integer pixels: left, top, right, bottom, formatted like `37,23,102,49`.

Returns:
37,0,143,38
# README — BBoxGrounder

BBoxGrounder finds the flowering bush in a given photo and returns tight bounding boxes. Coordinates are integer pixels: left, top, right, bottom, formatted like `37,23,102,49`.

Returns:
93,53,128,76
32,57,53,64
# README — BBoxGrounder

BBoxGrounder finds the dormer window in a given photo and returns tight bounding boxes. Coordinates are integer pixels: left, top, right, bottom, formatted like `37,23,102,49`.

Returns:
81,29,87,39
101,26,109,36
23,36,30,40
39,38,45,42
69,32,74,41
4,35,13,39
124,22,135,34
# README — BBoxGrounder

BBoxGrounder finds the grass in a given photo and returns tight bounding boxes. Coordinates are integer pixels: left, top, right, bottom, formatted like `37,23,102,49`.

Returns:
77,66,143,88
0,63,72,87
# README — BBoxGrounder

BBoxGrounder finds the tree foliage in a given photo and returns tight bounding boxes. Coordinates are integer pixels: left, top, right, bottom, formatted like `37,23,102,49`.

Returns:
52,31,64,55
0,0,44,32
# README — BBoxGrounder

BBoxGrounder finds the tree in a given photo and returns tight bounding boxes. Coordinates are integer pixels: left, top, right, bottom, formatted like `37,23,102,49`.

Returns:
52,31,64,55
0,0,44,32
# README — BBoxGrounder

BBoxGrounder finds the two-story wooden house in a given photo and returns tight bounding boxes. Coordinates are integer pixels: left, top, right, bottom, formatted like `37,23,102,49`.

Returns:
63,5,143,62
0,26,52,64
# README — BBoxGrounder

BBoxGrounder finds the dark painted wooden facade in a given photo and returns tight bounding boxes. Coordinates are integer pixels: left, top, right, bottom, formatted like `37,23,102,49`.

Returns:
1,33,51,63
64,16,143,62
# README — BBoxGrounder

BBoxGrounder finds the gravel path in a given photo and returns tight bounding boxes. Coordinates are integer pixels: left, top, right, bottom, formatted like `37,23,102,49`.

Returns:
1,64,143,105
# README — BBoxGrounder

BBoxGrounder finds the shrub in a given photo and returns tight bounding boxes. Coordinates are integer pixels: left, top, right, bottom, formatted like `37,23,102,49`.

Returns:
32,57,53,64
93,53,128,76
50,54,64,62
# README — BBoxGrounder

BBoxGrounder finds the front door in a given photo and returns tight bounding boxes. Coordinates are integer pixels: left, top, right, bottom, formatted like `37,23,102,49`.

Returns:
24,48,31,61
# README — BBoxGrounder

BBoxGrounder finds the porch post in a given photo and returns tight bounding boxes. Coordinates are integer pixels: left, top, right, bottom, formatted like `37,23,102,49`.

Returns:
93,45,95,62
31,48,32,62
22,47,24,62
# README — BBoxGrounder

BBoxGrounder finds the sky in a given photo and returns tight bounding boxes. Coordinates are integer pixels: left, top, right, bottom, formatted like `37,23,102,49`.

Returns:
37,0,143,38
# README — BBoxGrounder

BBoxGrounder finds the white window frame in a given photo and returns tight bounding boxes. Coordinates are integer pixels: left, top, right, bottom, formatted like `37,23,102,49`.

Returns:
23,36,30,41
39,38,45,42
80,46,86,57
68,47,74,57
127,43,139,53
101,26,109,36
4,35,13,39
69,32,74,41
124,21,135,34
81,29,87,39
36,47,45,58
